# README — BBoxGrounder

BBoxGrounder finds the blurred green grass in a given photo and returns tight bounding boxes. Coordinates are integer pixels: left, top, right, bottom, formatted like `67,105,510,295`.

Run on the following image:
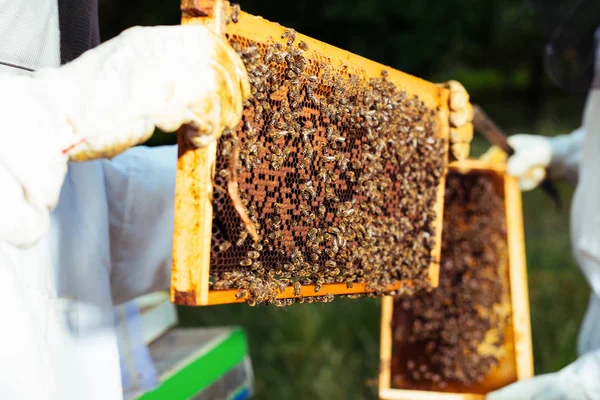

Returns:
176,93,591,399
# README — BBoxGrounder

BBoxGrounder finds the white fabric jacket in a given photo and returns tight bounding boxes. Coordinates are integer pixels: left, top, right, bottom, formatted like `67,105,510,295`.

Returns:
546,88,600,399
0,3,174,399
550,58,600,361
490,30,600,399
0,147,176,399
0,2,251,399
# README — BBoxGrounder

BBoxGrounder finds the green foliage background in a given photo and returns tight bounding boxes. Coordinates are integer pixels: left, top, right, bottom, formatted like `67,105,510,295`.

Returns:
98,1,592,398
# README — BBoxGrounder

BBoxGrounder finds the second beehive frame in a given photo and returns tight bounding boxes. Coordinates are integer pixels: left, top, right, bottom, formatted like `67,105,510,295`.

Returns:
378,159,534,400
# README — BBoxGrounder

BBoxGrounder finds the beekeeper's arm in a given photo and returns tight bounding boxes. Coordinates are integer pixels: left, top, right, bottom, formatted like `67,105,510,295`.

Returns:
488,347,600,400
0,24,249,249
503,127,584,191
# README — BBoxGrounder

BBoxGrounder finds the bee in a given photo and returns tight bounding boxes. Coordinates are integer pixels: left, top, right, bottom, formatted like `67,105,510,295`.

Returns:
244,121,257,138
218,169,230,180
269,112,281,127
318,205,326,218
269,130,288,140
298,41,308,50
307,227,318,240
270,156,283,171
317,167,328,182
264,47,275,64
247,250,260,259
347,171,356,182
284,52,295,64
268,231,282,240
302,143,314,160
314,283,322,293
301,180,316,199
240,258,252,267
293,281,301,296
281,29,296,46
236,230,248,247
251,260,263,269
324,187,339,202
289,65,302,76
218,241,232,252
254,109,263,123
229,3,241,23
301,128,316,143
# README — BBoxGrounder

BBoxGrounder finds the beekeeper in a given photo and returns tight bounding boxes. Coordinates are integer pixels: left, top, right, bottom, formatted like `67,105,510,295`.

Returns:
0,2,249,399
488,23,600,400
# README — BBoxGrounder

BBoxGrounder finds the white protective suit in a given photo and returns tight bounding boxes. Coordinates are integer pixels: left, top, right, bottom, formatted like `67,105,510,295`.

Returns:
488,29,600,400
0,2,249,399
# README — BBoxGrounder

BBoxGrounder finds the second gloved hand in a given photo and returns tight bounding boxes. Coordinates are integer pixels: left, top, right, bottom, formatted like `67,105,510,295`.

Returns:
506,134,552,191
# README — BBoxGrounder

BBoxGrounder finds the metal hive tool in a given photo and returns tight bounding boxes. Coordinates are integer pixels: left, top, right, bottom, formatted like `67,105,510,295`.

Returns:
171,1,454,306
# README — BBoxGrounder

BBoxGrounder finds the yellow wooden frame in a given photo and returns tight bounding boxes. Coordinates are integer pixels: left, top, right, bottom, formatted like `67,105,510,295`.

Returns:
378,160,534,399
171,3,453,306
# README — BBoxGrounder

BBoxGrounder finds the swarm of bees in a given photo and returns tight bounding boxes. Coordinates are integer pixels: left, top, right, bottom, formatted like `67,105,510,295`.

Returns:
208,9,447,306
392,172,509,389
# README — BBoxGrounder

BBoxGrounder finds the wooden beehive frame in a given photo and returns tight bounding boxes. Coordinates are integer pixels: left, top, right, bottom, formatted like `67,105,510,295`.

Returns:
171,1,453,306
378,159,534,400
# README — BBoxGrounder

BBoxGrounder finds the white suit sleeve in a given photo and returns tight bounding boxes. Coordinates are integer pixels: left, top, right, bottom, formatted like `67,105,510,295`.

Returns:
553,348,600,399
103,145,177,305
488,349,600,399
548,127,585,184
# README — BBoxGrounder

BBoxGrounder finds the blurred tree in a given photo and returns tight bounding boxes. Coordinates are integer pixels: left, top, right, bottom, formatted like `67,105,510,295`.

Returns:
98,0,545,80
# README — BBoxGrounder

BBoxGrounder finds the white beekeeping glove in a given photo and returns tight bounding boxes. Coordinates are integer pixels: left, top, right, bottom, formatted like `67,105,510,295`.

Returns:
437,80,474,160
506,134,552,191
0,24,250,248
507,129,585,191
487,349,600,400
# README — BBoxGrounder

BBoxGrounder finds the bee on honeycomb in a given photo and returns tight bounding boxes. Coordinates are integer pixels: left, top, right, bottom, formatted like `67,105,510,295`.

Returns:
392,172,509,389
208,6,447,306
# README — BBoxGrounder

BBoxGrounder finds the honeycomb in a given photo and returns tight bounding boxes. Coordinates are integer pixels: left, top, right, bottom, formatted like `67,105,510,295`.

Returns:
391,171,510,389
174,8,449,306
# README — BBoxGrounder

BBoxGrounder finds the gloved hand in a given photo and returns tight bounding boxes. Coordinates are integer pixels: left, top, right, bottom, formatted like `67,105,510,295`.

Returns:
46,24,250,159
0,24,250,248
506,134,552,191
488,349,600,400
487,373,569,400
437,80,474,160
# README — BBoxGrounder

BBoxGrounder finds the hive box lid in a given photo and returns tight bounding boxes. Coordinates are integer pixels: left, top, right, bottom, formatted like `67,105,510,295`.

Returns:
134,328,254,400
